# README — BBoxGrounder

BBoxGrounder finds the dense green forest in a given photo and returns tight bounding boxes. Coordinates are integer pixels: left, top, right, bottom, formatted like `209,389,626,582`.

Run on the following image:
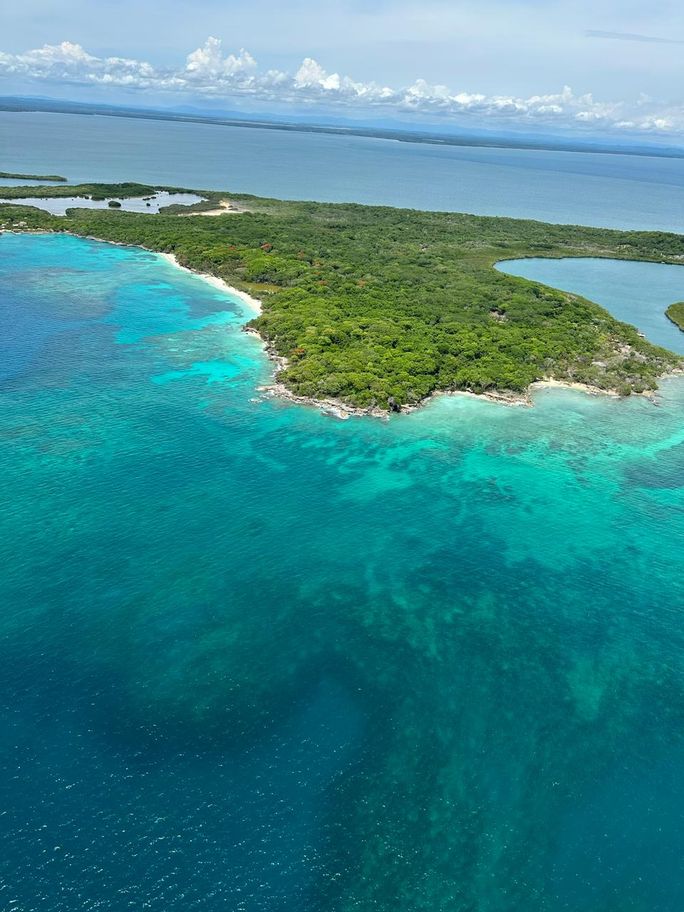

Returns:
0,181,167,200
2,182,684,410
0,171,67,182
666,302,684,331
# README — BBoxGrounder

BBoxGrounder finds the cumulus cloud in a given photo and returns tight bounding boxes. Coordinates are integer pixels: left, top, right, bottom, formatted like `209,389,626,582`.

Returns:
0,37,682,135
185,39,256,79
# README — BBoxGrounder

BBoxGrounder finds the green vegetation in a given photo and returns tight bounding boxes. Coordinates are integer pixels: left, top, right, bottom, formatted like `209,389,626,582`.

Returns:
665,302,684,332
0,171,67,182
0,181,190,201
160,197,220,215
2,182,683,411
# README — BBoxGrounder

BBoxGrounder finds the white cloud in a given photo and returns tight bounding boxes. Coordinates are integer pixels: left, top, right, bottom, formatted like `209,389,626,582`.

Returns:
0,40,159,89
185,38,256,78
0,37,682,136
294,58,335,90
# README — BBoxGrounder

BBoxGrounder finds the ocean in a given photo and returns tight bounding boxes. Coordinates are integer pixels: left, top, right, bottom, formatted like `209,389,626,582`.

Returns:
2,113,684,910
1,230,684,910
1,111,684,231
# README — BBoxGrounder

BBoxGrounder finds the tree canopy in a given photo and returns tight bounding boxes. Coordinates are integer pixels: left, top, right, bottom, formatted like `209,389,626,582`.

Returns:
2,183,683,410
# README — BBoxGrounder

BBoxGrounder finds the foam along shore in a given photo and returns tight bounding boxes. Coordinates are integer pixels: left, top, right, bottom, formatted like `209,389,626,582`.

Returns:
254,370,684,422
157,251,262,317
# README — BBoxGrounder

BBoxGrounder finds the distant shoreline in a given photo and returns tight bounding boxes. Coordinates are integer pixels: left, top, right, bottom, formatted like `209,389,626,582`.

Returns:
2,97,684,161
0,170,66,182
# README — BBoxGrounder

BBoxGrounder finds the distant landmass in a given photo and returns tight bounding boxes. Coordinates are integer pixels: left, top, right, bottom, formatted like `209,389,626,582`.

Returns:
0,170,66,182
2,95,684,160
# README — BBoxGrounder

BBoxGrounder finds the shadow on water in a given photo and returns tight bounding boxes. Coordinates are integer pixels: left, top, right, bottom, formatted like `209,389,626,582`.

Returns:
0,637,369,912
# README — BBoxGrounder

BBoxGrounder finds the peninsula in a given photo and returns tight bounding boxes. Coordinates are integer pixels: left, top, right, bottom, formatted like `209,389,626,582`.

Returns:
2,181,683,413
0,171,67,182
665,302,684,332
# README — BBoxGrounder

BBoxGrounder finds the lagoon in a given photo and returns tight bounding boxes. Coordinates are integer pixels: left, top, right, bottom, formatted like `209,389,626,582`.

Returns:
0,190,205,216
498,257,684,354
1,231,684,910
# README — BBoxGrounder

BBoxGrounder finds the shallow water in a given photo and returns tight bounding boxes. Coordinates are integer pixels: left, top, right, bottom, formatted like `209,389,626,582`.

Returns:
0,190,204,216
0,177,46,187
1,233,684,911
2,111,684,231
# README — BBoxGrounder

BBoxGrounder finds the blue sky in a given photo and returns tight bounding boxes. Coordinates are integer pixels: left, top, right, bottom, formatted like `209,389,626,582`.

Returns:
1,0,683,137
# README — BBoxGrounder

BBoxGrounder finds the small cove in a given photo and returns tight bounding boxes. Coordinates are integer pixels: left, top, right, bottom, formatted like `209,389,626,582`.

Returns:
497,256,684,355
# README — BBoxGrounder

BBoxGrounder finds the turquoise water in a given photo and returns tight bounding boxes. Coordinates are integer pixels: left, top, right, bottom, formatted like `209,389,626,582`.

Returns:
498,258,684,355
2,112,684,231
2,233,684,910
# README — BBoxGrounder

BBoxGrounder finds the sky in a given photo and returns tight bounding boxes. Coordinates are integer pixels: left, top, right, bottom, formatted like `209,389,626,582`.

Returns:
1,0,683,138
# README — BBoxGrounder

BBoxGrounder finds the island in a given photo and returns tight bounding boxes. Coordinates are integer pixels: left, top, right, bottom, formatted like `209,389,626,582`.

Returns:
0,171,67,182
0,180,171,200
665,302,684,332
1,180,683,414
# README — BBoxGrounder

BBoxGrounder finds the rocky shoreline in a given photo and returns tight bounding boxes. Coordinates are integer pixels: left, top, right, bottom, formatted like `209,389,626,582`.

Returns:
2,226,680,420
245,323,670,420
248,326,684,419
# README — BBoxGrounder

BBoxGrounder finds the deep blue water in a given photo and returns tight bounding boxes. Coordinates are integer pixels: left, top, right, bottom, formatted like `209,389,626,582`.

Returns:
1,232,684,910
1,111,684,231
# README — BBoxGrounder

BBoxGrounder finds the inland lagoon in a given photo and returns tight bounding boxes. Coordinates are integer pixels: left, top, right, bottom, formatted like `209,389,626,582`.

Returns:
0,190,205,216
497,257,684,355
2,232,684,910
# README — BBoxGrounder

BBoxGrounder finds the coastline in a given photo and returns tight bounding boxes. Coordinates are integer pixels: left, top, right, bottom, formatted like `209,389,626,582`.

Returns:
2,226,682,420
157,251,262,316
0,228,262,317
253,370,684,421
253,371,659,422
158,251,680,418
102,240,643,417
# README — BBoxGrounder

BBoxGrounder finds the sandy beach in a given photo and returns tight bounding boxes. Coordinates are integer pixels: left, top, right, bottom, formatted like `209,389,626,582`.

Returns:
157,251,263,316
1,228,675,419
187,199,249,217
